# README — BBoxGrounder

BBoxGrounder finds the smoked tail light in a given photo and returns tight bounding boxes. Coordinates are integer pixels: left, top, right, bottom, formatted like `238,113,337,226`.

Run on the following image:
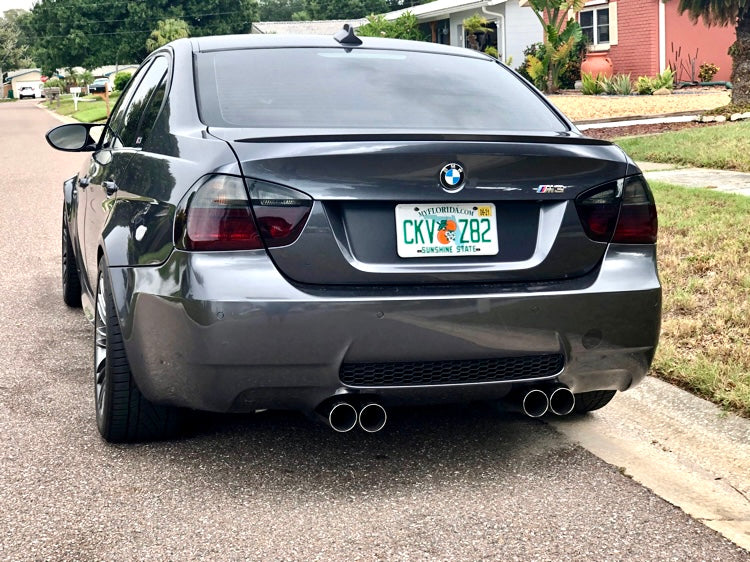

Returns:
612,175,658,244
174,175,312,251
575,175,658,244
247,180,312,248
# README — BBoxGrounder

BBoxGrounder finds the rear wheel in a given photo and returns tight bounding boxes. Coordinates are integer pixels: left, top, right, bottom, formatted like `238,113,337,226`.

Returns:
94,259,181,442
574,390,616,413
62,212,82,307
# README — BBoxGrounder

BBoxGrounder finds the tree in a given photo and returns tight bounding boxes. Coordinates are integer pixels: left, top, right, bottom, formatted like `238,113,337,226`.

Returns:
259,0,307,21
462,14,490,51
524,0,584,93
385,0,435,9
27,0,259,74
678,0,750,104
261,0,435,20
64,67,93,87
3,9,34,51
304,0,389,20
357,12,425,40
1,10,33,87
146,19,190,53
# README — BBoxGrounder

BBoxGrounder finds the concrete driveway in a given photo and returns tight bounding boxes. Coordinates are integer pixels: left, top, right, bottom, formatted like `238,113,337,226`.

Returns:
0,101,746,560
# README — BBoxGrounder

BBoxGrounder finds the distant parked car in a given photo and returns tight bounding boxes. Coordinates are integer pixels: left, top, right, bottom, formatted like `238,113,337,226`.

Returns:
18,86,37,99
88,78,110,93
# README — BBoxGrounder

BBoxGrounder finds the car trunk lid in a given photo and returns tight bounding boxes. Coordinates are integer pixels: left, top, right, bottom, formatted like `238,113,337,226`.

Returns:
213,129,628,285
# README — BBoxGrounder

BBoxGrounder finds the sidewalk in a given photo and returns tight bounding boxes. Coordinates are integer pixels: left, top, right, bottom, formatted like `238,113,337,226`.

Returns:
638,161,750,197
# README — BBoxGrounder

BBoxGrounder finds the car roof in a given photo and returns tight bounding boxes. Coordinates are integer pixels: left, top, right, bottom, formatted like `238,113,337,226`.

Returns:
186,33,490,61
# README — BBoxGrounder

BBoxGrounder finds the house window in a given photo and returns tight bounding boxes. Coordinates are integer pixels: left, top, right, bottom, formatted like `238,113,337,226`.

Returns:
580,7,610,45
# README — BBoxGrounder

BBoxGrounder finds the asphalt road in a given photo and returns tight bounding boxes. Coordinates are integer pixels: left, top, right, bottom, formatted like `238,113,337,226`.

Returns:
0,100,746,560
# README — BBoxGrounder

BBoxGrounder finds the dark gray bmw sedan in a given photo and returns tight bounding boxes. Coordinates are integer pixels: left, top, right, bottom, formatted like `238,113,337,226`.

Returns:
46,28,660,442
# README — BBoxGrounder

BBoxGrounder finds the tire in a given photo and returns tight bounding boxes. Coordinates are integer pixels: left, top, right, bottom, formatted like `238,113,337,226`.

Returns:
94,259,181,442
62,212,82,308
573,390,617,413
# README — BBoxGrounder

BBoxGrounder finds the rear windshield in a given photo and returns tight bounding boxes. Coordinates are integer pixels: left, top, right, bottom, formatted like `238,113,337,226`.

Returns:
195,48,567,132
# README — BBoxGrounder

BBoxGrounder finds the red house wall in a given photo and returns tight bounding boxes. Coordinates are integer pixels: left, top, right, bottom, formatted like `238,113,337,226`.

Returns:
607,0,660,78
665,3,734,82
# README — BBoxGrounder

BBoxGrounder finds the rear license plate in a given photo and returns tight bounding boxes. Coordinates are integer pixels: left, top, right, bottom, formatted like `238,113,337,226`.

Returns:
395,203,499,258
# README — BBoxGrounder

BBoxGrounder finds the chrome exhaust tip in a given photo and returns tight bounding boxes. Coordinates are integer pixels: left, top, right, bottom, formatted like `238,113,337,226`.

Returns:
548,386,576,416
328,402,358,433
522,389,549,418
358,403,387,433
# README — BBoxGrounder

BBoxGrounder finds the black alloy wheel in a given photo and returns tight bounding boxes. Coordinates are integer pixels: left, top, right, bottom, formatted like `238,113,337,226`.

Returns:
94,259,181,442
62,210,82,307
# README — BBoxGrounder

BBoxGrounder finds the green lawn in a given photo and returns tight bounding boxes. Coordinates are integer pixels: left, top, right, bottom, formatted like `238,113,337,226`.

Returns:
616,121,750,171
650,182,750,417
43,92,120,123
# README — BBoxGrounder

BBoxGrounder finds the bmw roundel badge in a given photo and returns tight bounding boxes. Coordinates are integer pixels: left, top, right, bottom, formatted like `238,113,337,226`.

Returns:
439,163,465,192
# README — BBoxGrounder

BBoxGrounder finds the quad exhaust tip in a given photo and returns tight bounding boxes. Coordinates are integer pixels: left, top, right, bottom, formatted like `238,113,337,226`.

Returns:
358,403,387,433
522,388,549,418
519,386,576,418
549,386,576,416
325,401,388,433
328,402,358,433
326,388,571,430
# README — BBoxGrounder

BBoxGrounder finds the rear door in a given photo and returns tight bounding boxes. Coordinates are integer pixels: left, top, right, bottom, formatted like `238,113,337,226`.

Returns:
81,57,169,285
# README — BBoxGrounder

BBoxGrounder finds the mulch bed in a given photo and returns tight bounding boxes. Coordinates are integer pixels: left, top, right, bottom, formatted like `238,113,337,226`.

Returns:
582,120,725,141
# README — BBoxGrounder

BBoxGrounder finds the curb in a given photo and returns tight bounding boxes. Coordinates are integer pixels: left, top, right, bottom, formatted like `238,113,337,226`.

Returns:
549,376,750,552
35,101,81,124
574,110,704,126
576,111,750,131
578,114,700,131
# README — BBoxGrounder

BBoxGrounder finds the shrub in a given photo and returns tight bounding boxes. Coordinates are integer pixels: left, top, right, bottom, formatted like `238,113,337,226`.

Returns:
44,78,65,90
525,54,546,90
357,12,426,41
484,46,499,59
516,43,544,88
654,68,675,90
637,69,674,95
636,76,656,95
581,72,604,95
114,71,132,91
698,63,719,82
517,39,584,91
600,75,615,95
610,74,632,95
560,37,588,90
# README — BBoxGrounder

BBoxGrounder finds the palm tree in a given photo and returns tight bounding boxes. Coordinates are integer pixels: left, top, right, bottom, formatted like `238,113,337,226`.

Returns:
678,0,750,104
146,19,190,53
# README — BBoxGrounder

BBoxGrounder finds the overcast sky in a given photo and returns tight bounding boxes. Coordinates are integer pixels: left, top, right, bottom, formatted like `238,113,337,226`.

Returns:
1,0,35,13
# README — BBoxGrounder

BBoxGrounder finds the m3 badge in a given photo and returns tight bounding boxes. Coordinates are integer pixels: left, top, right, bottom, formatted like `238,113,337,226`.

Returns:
535,185,569,194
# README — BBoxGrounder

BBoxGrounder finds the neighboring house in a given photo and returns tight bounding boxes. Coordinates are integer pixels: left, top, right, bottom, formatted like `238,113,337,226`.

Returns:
2,69,43,99
571,0,733,81
90,65,139,89
251,19,367,35
379,0,542,66
251,2,542,68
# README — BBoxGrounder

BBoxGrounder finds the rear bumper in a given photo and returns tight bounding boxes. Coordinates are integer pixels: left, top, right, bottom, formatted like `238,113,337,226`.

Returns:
109,244,661,412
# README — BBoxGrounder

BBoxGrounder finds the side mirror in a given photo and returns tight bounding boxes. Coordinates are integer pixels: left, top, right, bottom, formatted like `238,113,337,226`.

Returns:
45,123,102,152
